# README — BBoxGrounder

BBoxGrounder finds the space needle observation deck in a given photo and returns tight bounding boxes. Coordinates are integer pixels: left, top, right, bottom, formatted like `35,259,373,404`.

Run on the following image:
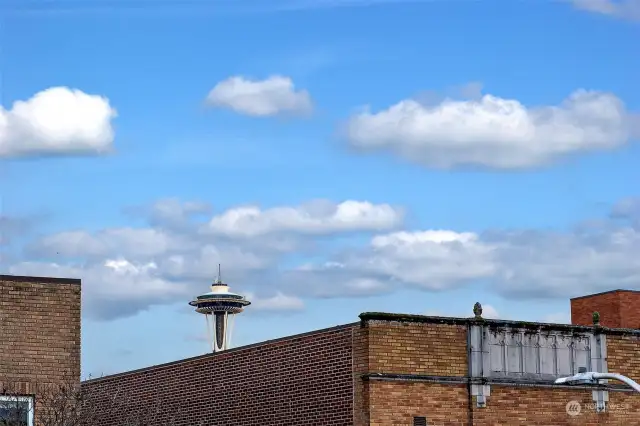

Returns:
189,266,251,352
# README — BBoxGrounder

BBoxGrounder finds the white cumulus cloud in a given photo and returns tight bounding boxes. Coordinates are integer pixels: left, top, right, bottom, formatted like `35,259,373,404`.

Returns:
206,75,312,117
8,258,189,320
0,87,117,158
346,89,635,169
202,200,403,238
361,230,498,289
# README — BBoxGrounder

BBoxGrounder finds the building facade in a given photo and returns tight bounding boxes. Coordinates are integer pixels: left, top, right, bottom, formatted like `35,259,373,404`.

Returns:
2,273,639,425
0,274,81,425
83,289,640,425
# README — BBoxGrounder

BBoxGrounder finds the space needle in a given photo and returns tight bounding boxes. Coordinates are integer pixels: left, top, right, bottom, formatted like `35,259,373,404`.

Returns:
189,265,251,352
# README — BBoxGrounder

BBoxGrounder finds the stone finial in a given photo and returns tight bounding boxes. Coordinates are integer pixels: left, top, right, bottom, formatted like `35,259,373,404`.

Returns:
473,302,483,319
592,311,600,326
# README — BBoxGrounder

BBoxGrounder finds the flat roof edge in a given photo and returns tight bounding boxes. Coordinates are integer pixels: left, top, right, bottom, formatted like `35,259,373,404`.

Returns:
0,274,81,285
359,312,640,335
570,289,640,301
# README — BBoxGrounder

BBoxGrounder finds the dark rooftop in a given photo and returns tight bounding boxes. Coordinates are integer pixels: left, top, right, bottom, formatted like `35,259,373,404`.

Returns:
0,274,81,285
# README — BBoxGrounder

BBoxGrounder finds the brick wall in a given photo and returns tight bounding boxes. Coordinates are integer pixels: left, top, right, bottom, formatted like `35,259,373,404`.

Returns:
607,334,640,379
618,293,640,330
360,314,640,425
571,290,640,329
352,325,369,426
81,303,640,425
359,316,470,425
82,324,358,426
471,387,640,426
367,381,469,426
0,275,81,417
366,321,467,377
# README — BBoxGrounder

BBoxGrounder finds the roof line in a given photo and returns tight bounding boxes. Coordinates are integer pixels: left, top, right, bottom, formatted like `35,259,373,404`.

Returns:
570,289,640,301
358,312,640,335
0,274,81,285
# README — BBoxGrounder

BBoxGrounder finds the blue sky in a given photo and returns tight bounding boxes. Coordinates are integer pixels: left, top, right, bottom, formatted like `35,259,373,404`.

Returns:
1,0,639,377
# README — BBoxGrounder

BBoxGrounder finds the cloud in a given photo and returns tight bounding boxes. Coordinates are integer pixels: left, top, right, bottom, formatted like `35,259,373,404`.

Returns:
571,0,640,21
280,263,391,298
283,200,640,301
425,304,501,319
202,200,403,238
158,245,274,281
0,215,33,246
13,197,640,321
542,312,572,324
134,198,212,228
206,75,312,117
28,228,186,259
610,197,640,221
480,304,500,319
345,89,635,169
363,231,497,288
281,230,497,298
244,292,305,312
0,214,46,265
8,259,189,320
490,226,640,298
0,87,117,158
19,199,401,320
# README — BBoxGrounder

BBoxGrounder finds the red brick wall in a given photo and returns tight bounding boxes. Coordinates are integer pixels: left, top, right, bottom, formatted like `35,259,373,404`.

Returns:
0,275,81,415
571,290,640,329
619,293,640,329
82,324,358,426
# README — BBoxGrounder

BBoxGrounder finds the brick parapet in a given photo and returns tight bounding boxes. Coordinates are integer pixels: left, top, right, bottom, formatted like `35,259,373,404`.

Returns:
0,275,81,425
82,324,357,426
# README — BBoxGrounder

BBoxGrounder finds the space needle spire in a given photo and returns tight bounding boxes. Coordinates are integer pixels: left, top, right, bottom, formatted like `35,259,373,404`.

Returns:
189,265,251,352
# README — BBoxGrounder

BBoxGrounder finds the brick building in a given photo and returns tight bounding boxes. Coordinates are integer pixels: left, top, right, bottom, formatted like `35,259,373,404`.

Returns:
2,273,640,425
82,288,640,426
0,274,81,425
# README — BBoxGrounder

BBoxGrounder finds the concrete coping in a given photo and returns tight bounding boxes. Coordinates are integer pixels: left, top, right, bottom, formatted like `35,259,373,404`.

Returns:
359,312,640,336
0,274,81,285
